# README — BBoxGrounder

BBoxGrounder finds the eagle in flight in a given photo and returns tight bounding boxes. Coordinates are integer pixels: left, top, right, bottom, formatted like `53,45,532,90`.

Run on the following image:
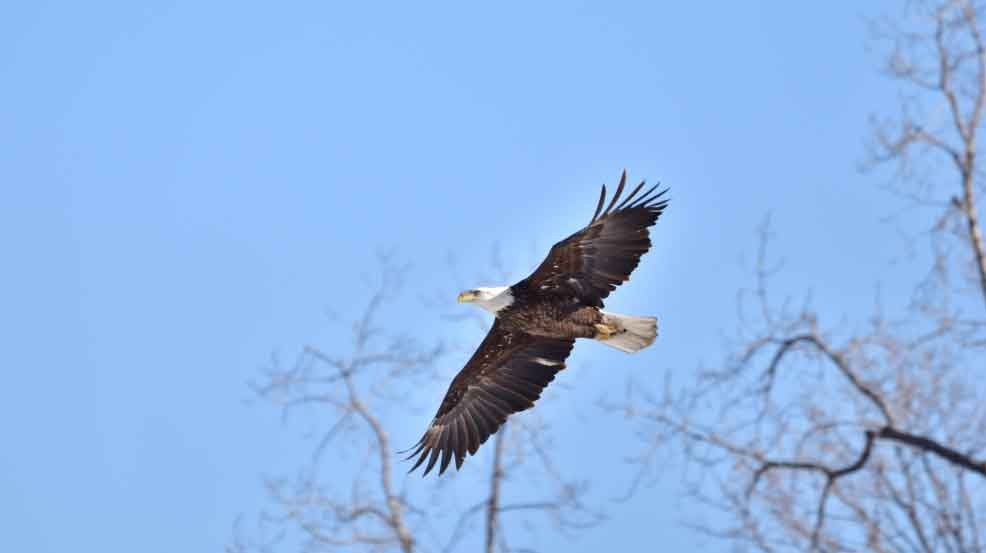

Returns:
404,171,669,476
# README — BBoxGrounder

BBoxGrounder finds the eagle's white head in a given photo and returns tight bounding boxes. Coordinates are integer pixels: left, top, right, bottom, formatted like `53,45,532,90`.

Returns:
457,286,514,314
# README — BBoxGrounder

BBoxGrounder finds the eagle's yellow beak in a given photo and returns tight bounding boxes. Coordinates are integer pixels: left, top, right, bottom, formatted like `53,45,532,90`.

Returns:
457,291,477,303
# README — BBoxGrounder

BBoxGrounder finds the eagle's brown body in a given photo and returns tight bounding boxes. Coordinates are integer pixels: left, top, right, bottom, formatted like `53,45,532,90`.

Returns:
498,293,603,339
404,171,669,476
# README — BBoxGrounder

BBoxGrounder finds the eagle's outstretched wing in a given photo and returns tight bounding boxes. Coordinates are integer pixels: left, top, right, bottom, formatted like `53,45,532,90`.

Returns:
404,320,574,476
519,171,669,307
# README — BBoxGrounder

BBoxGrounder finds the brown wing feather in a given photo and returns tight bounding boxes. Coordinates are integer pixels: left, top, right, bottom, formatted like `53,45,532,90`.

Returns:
404,320,574,476
521,170,669,307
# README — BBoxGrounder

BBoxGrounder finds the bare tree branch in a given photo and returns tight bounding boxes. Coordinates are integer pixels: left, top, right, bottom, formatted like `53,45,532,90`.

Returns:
877,426,986,477
616,199,986,550
486,429,505,553
237,251,605,553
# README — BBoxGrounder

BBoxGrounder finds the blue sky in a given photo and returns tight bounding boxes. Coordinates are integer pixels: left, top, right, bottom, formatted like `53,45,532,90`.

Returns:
0,1,918,551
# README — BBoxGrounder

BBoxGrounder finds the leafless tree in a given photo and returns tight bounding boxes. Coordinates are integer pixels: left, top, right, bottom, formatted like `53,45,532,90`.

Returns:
615,1,986,551
230,252,602,553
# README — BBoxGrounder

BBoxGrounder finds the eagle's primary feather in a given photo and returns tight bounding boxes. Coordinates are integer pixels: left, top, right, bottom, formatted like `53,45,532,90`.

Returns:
520,171,668,307
405,171,669,475
403,321,574,475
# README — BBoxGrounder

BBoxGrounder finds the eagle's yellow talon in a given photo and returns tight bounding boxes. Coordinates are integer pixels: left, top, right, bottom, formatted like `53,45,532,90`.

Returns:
594,323,618,338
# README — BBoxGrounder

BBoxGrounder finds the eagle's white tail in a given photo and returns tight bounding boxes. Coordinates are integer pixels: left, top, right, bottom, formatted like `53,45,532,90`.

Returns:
595,311,658,353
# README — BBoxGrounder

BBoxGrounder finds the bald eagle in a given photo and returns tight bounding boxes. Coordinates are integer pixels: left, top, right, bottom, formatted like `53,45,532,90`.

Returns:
404,171,669,476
